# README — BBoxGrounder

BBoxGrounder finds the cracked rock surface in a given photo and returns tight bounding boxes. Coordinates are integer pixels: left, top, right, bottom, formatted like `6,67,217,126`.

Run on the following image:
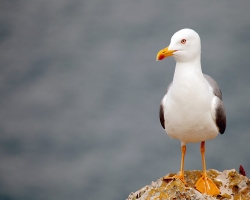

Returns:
127,169,250,200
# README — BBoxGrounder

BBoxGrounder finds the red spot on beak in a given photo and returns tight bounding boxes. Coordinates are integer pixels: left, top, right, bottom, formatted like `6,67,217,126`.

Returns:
158,54,165,60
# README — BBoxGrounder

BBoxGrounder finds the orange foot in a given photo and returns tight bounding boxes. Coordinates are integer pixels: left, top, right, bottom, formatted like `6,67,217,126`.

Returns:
195,174,220,196
164,174,187,186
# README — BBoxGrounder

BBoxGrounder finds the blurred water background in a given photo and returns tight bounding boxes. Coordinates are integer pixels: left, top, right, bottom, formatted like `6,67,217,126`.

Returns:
0,1,250,199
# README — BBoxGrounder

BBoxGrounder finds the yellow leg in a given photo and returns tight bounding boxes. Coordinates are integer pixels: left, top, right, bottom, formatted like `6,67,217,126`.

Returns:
164,144,187,185
195,141,220,196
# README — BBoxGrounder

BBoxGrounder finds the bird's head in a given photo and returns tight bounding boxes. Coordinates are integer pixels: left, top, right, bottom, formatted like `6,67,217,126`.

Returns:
156,29,201,63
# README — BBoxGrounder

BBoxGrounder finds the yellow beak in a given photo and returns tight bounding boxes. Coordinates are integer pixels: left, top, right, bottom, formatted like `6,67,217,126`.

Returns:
156,47,176,61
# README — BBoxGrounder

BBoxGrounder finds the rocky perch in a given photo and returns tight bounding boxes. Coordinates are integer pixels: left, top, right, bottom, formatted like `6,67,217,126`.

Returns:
127,169,250,200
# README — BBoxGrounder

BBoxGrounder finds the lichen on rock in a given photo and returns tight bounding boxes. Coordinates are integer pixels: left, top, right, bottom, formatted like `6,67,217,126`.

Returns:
127,169,250,200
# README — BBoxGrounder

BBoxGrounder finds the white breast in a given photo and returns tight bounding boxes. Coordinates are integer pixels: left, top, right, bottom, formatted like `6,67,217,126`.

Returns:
163,70,219,143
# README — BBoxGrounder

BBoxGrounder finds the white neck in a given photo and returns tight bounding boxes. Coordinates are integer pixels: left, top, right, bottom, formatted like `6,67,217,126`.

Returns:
170,56,211,109
173,56,203,83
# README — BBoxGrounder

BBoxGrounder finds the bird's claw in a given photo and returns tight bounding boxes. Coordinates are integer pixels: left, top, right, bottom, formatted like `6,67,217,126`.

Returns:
163,174,187,186
195,174,220,196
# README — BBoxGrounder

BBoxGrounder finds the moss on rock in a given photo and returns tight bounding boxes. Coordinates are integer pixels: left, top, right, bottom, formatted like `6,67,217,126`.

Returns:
127,169,250,200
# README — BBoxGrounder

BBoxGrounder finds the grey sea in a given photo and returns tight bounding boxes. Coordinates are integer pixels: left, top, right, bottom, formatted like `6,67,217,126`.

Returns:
0,1,250,200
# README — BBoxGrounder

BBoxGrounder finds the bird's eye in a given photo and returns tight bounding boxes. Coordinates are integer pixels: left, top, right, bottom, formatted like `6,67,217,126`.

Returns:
181,39,186,44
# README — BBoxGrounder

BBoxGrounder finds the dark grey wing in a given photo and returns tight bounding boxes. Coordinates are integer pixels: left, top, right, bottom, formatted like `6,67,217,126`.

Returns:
159,82,172,129
203,74,222,99
204,74,226,134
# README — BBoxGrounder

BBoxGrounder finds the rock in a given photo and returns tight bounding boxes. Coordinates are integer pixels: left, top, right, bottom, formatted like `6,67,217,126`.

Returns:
126,169,250,200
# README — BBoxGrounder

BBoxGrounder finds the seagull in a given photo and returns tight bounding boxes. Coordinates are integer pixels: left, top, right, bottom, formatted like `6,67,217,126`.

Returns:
156,28,226,196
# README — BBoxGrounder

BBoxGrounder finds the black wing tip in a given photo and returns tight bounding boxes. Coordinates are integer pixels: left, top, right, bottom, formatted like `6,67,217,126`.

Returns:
216,101,226,134
159,104,165,129
218,119,226,134
219,128,226,134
